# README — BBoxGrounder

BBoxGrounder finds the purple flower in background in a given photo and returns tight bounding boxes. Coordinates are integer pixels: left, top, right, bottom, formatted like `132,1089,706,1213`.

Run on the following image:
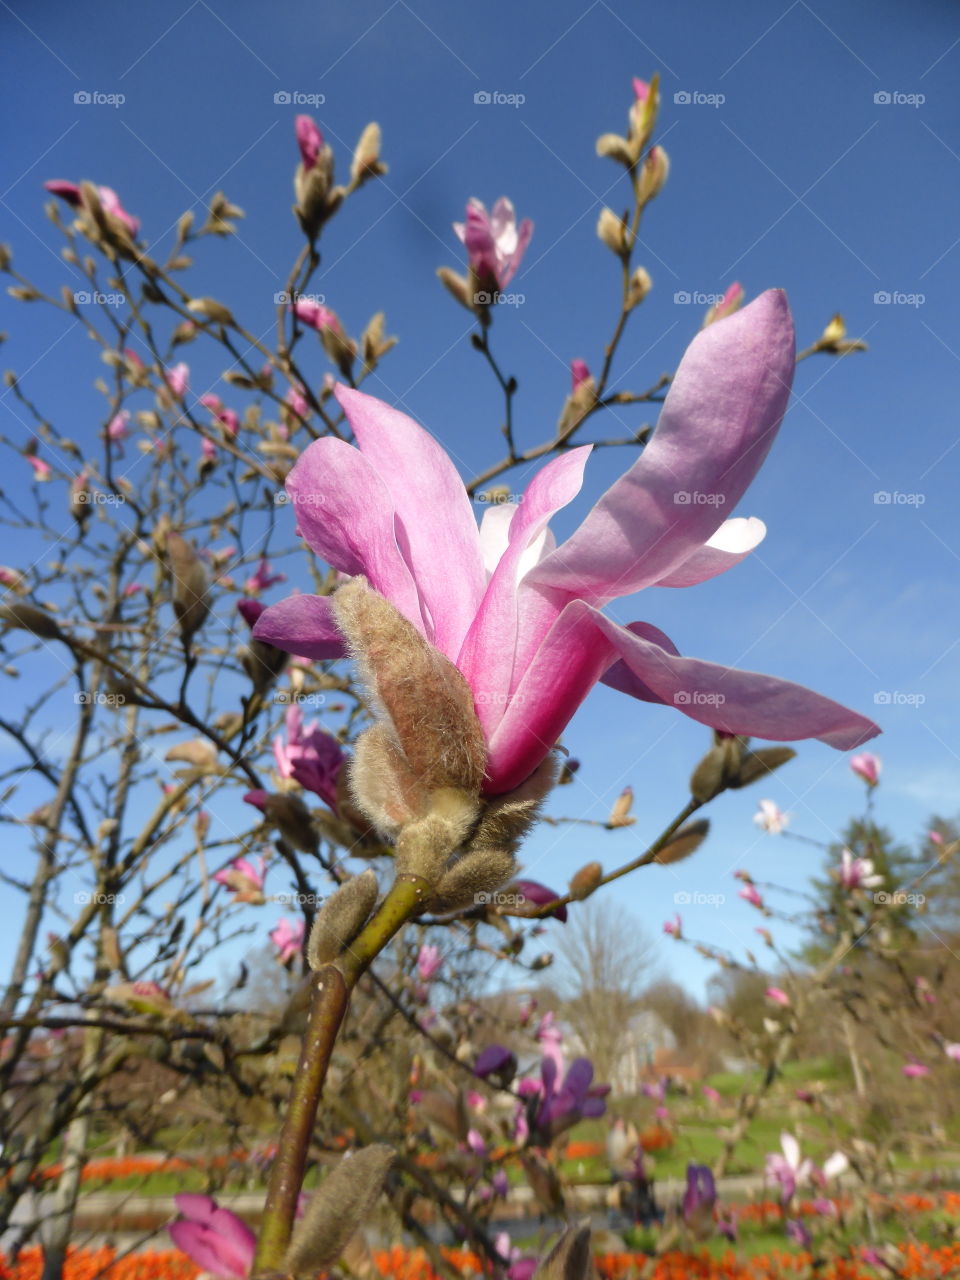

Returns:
511,880,568,922
766,1133,813,1205
786,1218,812,1249
533,1055,609,1140
244,557,287,596
254,293,878,797
475,1043,518,1081
273,705,343,811
168,1193,255,1279
453,197,533,290
681,1163,716,1238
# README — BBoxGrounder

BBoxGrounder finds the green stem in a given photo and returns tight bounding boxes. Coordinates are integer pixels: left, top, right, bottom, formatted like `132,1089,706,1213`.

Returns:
252,874,429,1274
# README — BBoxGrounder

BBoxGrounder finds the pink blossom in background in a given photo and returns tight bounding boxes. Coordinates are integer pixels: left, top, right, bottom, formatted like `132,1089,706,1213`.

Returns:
254,293,879,796
570,358,592,390
165,363,190,398
929,830,944,845
850,751,881,786
705,281,744,324
702,1085,721,1105
766,1132,814,1204
201,438,218,463
244,557,287,596
107,411,130,448
168,1193,255,1279
295,114,324,169
214,855,266,904
416,943,442,983
632,77,650,101
453,197,533,290
270,916,305,966
26,456,51,481
837,848,884,891
285,384,310,418
510,879,567,922
272,705,343,811
753,798,789,834
44,179,140,236
292,299,342,332
944,1043,960,1062
663,914,682,937
765,986,791,1007
902,1061,931,1079
739,883,764,910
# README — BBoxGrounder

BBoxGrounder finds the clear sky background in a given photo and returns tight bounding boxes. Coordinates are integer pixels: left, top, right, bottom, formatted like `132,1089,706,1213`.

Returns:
1,0,958,999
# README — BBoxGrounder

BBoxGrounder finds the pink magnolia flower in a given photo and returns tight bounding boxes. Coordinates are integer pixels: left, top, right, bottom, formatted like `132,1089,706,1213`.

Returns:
702,1085,721,1105
107,411,130,446
270,916,305,966
252,292,878,795
739,883,764,910
201,437,218,463
837,848,884,891
293,299,342,332
286,384,310,419
273,705,343,811
510,879,567,921
214,856,266,904
929,830,944,845
45,180,140,236
766,1132,814,1204
663,914,682,937
0,566,22,588
244,557,287,596
27,456,51,481
902,1061,930,1079
765,986,791,1007
168,1193,255,1279
165,363,190,398
850,751,881,786
453,197,533,290
295,114,324,170
416,943,442,983
944,1043,960,1062
753,799,789,834
632,77,650,101
570,358,592,390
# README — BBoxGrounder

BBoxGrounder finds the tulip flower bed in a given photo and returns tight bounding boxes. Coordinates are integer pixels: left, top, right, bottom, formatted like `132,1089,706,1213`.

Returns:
6,1243,960,1280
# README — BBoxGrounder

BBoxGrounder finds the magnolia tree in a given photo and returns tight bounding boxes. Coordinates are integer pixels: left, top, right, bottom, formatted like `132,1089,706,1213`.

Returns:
0,75,881,1280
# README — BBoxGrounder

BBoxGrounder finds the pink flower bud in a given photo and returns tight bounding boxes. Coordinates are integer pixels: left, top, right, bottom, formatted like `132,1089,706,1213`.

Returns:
765,986,790,1007
662,913,682,938
165,363,189,398
295,114,324,170
27,456,51,481
850,751,881,786
293,299,341,333
739,883,764,909
570,359,591,391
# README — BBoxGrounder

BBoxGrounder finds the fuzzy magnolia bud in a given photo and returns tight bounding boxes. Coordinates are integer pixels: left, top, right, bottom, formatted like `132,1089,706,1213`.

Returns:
637,146,669,204
654,819,709,865
282,1145,394,1276
166,533,210,643
597,208,630,257
595,133,634,166
307,870,379,968
568,861,603,900
428,846,518,914
334,577,487,812
245,790,318,855
0,602,64,641
731,747,796,789
689,734,747,802
186,296,235,327
606,785,635,828
626,266,653,309
436,266,473,311
533,1224,593,1280
349,123,387,191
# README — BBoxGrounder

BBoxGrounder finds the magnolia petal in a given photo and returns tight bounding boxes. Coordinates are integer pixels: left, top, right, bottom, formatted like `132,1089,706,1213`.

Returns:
654,517,767,588
253,593,346,660
459,448,591,738
528,291,795,602
335,385,486,659
478,504,517,578
285,436,424,629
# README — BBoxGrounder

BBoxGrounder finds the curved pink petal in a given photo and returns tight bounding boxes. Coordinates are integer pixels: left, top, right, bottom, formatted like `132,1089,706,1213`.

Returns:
486,601,879,793
500,218,533,288
653,517,767,587
462,199,498,279
527,291,795,603
335,385,485,659
207,1207,257,1269
252,593,346,660
459,448,591,737
284,435,424,630
478,504,516,578
168,1220,252,1279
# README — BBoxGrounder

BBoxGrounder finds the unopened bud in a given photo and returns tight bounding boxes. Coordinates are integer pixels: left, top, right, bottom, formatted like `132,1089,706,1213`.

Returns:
187,297,235,327
349,122,387,191
626,267,652,309
731,747,796,789
166,533,210,643
437,266,474,311
307,870,379,968
606,785,635,829
0,602,64,641
282,1145,394,1275
654,819,709,865
595,133,634,166
568,862,603,900
637,145,669,204
597,208,630,257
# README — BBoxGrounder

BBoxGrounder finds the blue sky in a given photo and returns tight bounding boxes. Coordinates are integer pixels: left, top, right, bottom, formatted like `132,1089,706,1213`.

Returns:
1,0,958,998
